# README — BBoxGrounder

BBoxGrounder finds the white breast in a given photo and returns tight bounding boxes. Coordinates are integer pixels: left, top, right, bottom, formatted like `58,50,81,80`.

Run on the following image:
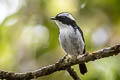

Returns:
58,23,85,56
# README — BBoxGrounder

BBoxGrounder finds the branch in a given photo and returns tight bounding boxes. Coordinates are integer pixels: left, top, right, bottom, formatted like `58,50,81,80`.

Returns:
67,67,81,80
0,44,120,80
58,54,81,80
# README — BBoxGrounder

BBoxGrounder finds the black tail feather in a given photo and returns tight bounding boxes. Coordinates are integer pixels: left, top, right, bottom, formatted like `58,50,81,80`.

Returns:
79,63,87,75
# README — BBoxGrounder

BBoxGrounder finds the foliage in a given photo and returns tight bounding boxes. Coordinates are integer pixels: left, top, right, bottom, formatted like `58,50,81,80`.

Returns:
0,0,120,80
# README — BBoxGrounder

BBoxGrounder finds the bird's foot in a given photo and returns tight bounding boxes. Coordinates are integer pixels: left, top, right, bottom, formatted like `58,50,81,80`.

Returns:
58,54,68,63
66,55,77,63
77,54,85,59
77,53,88,59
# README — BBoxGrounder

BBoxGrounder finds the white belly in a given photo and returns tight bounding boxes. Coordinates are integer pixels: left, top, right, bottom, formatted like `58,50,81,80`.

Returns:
59,26,85,56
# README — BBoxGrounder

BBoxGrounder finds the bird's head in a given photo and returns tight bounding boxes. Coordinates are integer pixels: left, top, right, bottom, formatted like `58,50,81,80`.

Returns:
51,12,76,28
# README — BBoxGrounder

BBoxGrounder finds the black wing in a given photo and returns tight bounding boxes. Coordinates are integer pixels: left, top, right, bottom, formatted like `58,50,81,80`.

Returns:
76,25,86,54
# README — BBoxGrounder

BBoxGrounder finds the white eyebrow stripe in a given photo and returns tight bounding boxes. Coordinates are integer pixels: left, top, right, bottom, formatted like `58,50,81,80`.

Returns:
58,12,75,21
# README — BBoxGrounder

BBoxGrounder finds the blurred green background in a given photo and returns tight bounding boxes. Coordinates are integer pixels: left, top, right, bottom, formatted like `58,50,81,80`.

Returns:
0,0,120,80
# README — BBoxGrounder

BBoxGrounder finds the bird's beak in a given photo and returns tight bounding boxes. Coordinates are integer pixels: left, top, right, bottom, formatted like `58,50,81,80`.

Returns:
50,17,57,20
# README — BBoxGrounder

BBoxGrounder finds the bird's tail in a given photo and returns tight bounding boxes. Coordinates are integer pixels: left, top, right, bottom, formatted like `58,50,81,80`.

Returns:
79,63,87,75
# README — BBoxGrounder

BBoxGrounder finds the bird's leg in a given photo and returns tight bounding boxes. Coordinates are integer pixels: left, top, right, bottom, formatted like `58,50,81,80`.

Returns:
66,55,77,63
59,54,80,63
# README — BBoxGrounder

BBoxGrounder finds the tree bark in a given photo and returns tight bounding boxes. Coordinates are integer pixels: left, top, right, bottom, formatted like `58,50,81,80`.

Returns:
0,44,119,80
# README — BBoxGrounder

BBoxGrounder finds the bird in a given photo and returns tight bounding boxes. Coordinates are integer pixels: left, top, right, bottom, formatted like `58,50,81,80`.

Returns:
50,12,87,75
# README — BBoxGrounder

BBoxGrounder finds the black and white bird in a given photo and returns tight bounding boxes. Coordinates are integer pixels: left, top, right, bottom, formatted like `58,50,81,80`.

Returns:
51,12,87,75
